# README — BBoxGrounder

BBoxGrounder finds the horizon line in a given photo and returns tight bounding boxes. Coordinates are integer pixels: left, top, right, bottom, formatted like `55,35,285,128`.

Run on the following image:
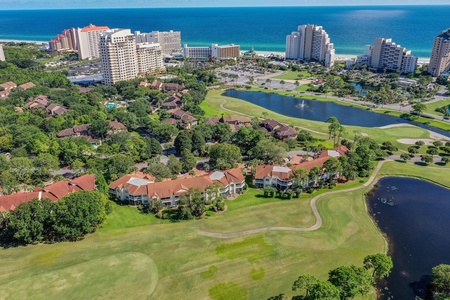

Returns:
1,4,450,11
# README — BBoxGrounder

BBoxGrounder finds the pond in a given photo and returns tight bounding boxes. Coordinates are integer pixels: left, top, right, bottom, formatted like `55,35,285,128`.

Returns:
223,90,450,138
366,177,450,299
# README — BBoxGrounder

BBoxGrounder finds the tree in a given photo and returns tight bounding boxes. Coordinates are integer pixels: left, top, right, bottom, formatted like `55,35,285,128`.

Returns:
167,154,182,175
328,265,372,299
292,274,318,297
212,122,232,143
408,146,418,155
308,281,341,300
178,188,205,219
263,186,277,198
88,119,112,139
146,162,172,181
441,157,449,165
363,254,393,282
52,191,107,241
267,294,287,300
415,140,425,147
6,198,53,244
107,154,137,181
191,130,206,155
297,130,313,143
180,150,197,173
420,154,433,165
209,143,242,170
251,139,287,164
412,102,426,117
431,264,450,295
9,157,34,183
400,153,411,162
174,131,193,154
427,146,439,156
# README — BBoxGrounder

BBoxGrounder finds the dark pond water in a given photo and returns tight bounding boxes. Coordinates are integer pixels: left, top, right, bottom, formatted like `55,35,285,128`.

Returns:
223,90,450,138
367,177,450,299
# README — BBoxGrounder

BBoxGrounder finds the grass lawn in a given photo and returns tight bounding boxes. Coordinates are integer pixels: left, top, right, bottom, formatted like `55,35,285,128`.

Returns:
425,99,450,116
273,70,312,81
202,90,442,153
374,109,450,132
2,161,449,299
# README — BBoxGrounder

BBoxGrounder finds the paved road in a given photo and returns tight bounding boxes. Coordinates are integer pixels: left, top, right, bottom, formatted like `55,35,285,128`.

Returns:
198,160,388,238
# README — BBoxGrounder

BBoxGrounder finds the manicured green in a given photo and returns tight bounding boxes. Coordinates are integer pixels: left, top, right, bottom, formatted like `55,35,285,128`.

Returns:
250,268,265,280
374,109,450,132
273,70,312,80
425,99,450,116
1,161,449,299
200,266,218,279
209,282,248,300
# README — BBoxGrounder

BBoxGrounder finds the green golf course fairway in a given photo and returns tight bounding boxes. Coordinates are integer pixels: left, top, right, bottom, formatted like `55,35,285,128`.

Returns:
2,161,450,300
2,89,450,300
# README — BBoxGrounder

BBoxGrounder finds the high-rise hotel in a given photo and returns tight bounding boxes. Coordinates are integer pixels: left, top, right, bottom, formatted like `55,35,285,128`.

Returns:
286,24,335,68
428,28,450,77
100,29,139,86
100,29,164,86
0,44,5,62
134,30,181,55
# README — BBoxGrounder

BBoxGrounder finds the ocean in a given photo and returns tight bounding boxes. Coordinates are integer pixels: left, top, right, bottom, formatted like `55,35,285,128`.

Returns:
0,6,449,58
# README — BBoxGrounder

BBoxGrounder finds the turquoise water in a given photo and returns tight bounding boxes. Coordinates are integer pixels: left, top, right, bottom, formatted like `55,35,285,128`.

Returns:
0,6,449,57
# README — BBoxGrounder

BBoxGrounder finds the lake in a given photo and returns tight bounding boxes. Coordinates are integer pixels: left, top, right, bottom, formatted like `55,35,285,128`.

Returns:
367,177,450,299
223,90,450,138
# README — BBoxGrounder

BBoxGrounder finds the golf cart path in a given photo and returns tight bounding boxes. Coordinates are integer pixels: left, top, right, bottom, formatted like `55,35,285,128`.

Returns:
198,160,387,238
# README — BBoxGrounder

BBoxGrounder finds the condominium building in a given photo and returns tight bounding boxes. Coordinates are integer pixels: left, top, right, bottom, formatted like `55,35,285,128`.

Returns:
183,44,212,58
100,29,138,86
134,30,181,54
136,43,164,74
370,38,417,74
183,43,240,59
49,28,77,52
76,24,110,60
285,24,335,68
211,44,240,59
428,28,450,77
0,44,5,61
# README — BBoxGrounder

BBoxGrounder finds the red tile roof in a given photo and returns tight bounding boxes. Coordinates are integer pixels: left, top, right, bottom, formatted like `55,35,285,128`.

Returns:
254,165,293,180
18,82,36,90
0,81,17,90
0,174,97,211
80,24,109,33
109,168,244,199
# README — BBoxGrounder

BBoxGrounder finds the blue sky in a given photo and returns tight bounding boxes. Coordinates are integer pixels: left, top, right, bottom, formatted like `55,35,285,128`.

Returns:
0,0,449,9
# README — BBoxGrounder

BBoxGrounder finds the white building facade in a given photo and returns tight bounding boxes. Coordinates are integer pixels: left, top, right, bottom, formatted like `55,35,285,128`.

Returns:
285,24,335,68
183,44,212,58
136,43,164,74
428,29,450,77
100,29,139,86
0,44,5,62
370,38,417,74
134,30,181,55
76,24,110,60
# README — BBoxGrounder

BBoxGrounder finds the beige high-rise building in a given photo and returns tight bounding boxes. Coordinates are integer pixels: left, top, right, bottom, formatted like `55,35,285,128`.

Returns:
428,29,450,77
76,24,110,60
136,43,164,74
0,44,5,62
370,38,417,74
285,24,335,68
134,30,181,55
100,29,138,86
49,28,77,52
211,44,240,59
